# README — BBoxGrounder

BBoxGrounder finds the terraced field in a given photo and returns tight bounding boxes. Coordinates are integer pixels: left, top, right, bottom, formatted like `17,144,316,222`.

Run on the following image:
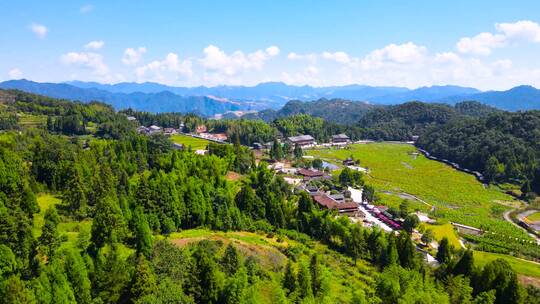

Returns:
307,143,537,256
473,251,540,279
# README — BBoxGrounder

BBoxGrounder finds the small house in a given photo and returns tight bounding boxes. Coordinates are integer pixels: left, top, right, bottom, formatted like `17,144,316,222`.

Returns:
195,124,207,134
163,128,178,136
148,125,161,134
332,134,350,144
342,158,356,166
288,135,315,147
136,126,149,134
297,168,326,181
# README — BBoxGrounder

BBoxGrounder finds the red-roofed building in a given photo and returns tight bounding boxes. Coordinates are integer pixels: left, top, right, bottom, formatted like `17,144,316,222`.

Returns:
313,194,359,216
297,168,329,181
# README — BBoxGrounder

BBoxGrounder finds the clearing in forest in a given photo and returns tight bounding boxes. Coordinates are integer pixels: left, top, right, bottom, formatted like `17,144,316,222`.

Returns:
170,134,212,150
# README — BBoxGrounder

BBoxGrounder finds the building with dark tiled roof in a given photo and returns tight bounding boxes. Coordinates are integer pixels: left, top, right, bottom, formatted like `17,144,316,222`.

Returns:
287,135,315,147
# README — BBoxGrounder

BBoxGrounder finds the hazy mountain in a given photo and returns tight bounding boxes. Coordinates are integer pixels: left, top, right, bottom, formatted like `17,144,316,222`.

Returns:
66,81,491,108
0,79,243,116
4,80,539,115
441,85,540,111
370,85,481,104
242,98,378,124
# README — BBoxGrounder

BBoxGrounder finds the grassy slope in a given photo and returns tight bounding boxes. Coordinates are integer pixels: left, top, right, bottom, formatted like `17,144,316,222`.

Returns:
170,134,211,150
35,194,132,256
307,143,528,238
420,223,462,249
474,251,540,278
166,229,376,303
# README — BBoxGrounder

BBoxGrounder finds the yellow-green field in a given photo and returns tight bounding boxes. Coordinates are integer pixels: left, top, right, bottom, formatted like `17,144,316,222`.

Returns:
35,194,91,248
17,113,47,128
170,134,211,150
307,143,524,233
473,251,540,278
420,223,462,249
33,194,62,237
526,211,540,222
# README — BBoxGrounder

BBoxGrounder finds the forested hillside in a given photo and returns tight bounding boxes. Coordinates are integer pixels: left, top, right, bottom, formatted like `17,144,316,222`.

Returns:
1,89,537,303
242,99,377,124
418,111,540,190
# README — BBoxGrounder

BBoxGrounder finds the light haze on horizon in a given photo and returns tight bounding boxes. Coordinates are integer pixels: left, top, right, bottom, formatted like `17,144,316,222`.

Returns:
2,0,540,90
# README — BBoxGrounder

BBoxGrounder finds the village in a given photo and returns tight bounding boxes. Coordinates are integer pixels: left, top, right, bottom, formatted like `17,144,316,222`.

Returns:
131,116,441,261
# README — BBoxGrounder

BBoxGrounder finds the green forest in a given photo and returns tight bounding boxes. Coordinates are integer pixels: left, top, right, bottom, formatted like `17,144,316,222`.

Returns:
0,89,539,303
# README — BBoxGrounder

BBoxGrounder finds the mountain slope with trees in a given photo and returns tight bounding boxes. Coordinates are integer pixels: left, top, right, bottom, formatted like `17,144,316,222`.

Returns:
1,89,537,303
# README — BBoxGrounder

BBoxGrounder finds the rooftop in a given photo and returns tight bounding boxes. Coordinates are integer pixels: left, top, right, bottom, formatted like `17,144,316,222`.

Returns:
297,168,324,177
288,135,315,142
332,134,349,139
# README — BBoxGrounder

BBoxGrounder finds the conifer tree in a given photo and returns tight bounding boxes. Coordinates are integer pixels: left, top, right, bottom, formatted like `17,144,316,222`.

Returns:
39,207,61,260
436,237,453,265
133,207,153,258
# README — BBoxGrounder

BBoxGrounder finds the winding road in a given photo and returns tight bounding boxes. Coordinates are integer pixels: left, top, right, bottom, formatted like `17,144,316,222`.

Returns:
503,209,540,245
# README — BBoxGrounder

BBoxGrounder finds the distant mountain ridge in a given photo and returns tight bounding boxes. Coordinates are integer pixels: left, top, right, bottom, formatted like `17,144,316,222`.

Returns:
1,79,539,115
241,99,378,124
440,85,540,111
66,80,483,107
59,81,540,110
0,79,243,116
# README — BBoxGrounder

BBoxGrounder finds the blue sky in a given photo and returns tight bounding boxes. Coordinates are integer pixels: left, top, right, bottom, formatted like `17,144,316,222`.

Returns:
2,1,540,89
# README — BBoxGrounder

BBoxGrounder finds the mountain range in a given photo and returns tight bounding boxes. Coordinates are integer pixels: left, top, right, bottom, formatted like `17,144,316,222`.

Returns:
1,79,539,116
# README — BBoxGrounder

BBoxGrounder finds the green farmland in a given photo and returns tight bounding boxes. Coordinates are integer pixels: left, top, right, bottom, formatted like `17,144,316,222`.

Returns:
170,134,212,150
307,143,538,257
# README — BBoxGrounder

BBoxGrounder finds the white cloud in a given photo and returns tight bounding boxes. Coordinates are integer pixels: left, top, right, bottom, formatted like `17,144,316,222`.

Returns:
322,51,351,64
457,20,540,56
84,40,105,50
456,32,506,56
496,20,540,43
359,42,427,69
280,65,322,86
135,53,192,83
434,52,462,64
199,45,279,76
29,23,48,39
287,52,318,62
80,4,94,14
8,68,23,79
61,52,109,76
266,46,280,56
122,47,147,65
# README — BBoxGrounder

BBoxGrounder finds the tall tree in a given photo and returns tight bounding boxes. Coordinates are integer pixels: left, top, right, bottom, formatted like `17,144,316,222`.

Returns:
436,237,453,265
133,207,153,258
309,254,322,296
38,207,61,260
130,256,158,301
91,195,127,249
221,244,240,277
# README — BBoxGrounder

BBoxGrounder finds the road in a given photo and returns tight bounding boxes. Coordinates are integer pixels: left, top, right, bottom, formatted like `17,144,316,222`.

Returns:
503,209,540,245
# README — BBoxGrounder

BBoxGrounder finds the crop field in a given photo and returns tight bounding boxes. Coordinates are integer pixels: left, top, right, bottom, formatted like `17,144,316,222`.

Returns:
420,223,462,249
170,134,211,150
17,113,47,128
307,143,536,253
473,251,540,279
526,211,540,222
